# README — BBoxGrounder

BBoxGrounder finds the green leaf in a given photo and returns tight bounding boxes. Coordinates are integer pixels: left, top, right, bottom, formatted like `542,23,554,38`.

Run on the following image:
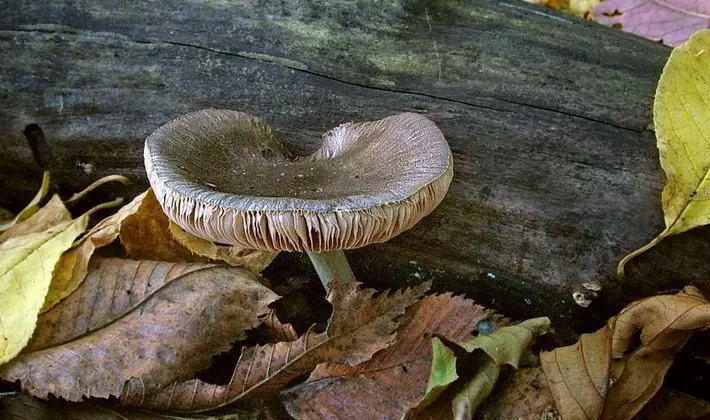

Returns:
452,317,550,419
458,317,550,367
417,337,459,410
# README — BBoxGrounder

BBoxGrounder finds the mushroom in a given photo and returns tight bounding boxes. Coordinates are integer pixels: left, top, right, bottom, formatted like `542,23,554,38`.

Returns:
144,109,453,290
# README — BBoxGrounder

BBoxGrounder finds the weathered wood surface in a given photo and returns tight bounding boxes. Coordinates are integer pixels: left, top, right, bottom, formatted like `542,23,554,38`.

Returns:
1,0,709,334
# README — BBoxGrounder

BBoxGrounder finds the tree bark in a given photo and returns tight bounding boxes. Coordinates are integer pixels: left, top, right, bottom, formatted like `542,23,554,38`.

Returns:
2,0,707,336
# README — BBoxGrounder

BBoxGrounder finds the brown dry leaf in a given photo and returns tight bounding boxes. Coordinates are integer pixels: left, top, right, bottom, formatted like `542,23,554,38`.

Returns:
541,286,710,420
0,195,71,243
169,222,277,273
0,257,278,401
120,189,276,272
249,309,299,344
0,393,274,419
41,191,148,312
118,189,201,262
476,366,558,420
280,294,498,419
120,280,429,412
475,367,710,420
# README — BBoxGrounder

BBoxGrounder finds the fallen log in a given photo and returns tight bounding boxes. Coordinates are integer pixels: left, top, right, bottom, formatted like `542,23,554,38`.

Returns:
2,0,708,337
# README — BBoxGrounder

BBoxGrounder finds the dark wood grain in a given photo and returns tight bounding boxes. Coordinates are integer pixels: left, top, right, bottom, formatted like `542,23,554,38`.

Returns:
2,0,708,335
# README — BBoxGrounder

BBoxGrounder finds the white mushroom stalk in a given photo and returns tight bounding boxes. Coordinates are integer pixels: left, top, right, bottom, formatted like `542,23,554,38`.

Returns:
306,250,356,289
144,109,453,291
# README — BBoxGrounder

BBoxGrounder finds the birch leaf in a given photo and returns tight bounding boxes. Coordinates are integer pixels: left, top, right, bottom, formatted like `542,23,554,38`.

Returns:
0,215,87,364
618,29,710,275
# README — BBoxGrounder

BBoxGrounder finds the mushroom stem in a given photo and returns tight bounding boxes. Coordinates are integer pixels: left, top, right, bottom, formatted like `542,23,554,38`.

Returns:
306,250,356,290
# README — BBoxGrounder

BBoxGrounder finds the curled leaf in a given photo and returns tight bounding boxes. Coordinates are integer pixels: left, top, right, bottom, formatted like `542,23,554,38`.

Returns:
0,171,50,232
169,222,277,273
0,195,71,243
64,174,130,208
119,189,276,273
541,286,710,420
0,258,278,401
618,29,710,275
450,317,550,420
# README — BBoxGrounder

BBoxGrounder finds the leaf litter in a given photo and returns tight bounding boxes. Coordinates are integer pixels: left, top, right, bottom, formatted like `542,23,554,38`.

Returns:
5,33,710,415
120,280,429,412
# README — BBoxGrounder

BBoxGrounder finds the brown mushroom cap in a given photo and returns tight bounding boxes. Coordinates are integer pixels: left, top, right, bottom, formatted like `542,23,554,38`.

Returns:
145,109,453,252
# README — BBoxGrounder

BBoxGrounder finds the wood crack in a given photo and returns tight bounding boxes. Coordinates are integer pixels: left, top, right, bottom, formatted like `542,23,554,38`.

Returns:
3,25,645,134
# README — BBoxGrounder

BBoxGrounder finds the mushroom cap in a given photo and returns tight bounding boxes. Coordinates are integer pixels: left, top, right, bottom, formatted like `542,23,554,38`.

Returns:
145,109,453,252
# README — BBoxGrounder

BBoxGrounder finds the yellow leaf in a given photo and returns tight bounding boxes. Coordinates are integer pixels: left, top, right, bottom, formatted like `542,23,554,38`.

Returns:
0,195,71,244
0,216,87,364
618,30,710,275
0,171,51,232
569,0,601,17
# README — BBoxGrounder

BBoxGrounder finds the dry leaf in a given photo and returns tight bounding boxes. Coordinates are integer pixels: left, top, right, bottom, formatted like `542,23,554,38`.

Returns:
119,189,276,273
541,286,710,420
0,171,50,232
0,214,88,365
591,0,710,46
118,189,202,262
476,368,710,420
249,309,299,344
0,393,272,419
476,366,558,420
618,30,710,275
169,222,277,273
280,294,497,419
0,258,278,401
41,192,139,312
121,281,429,412
0,195,71,243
